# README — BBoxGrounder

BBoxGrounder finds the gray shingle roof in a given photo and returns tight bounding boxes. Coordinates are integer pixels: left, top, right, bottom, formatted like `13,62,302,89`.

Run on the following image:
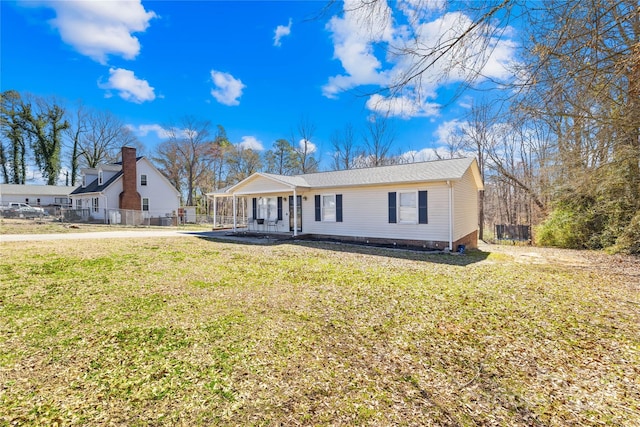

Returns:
70,171,122,195
224,157,479,195
296,157,476,188
0,184,78,196
69,156,143,195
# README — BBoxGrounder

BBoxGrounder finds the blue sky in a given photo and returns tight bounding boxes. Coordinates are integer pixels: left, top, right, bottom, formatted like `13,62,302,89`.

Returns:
1,0,518,170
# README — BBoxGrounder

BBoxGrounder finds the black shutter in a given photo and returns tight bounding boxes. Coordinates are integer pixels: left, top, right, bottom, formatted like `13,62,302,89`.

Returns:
277,197,283,220
336,194,343,222
418,191,428,224
315,195,321,221
252,197,257,219
388,192,397,223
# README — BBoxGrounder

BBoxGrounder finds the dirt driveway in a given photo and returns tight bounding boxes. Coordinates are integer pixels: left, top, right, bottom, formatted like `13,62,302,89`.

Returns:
478,241,639,285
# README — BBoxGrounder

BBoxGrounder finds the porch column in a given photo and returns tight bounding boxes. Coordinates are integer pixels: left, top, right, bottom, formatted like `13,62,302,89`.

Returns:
232,194,237,232
293,188,298,237
212,196,217,229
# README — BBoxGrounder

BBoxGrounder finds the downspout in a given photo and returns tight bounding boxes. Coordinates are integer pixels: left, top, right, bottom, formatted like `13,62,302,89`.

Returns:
293,188,298,238
448,180,453,251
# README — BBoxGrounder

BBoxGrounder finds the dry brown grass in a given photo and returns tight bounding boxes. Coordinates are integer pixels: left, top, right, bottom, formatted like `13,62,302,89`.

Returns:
0,235,638,426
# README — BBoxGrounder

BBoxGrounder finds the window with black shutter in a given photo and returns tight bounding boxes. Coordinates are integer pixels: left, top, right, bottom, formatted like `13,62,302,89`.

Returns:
418,191,428,224
314,195,321,221
388,192,397,223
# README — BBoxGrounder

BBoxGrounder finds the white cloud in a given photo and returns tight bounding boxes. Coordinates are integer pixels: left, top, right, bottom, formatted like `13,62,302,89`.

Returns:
323,3,518,117
126,124,170,139
366,93,440,118
237,136,264,151
273,18,292,47
322,1,393,98
98,68,156,103
297,139,317,154
40,0,156,64
434,119,466,145
210,70,245,106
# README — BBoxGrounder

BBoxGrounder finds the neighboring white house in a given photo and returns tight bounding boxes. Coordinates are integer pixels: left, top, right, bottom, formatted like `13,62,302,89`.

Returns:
0,184,77,210
208,157,483,250
70,147,180,225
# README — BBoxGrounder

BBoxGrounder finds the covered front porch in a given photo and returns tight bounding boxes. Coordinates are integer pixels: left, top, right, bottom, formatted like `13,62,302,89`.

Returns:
207,188,306,237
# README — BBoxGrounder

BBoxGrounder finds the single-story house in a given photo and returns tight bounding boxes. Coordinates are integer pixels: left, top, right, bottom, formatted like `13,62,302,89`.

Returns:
70,146,180,225
208,157,483,250
0,184,77,209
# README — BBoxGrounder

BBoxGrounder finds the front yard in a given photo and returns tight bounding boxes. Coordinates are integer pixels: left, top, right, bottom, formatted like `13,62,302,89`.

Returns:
0,235,638,425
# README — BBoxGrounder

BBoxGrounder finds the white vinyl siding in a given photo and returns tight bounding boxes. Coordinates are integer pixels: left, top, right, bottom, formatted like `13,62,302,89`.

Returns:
235,176,293,194
136,158,181,217
303,183,449,242
453,168,479,240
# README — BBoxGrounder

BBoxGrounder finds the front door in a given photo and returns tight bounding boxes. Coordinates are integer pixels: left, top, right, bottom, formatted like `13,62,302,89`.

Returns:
289,195,302,232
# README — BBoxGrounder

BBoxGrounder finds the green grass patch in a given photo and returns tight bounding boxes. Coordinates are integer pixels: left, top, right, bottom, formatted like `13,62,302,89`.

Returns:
0,238,638,425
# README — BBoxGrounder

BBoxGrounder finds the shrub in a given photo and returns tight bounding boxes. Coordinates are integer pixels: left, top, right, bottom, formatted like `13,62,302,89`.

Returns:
535,207,592,249
613,211,640,254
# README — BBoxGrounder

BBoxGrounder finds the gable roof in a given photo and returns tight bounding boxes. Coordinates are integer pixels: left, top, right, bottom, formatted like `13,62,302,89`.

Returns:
70,156,181,197
70,170,122,195
225,157,482,194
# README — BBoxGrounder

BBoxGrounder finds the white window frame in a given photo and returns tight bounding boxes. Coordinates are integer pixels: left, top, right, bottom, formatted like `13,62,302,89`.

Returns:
398,191,417,224
92,197,99,213
98,170,103,185
142,198,149,212
141,174,147,186
321,194,336,222
257,197,277,220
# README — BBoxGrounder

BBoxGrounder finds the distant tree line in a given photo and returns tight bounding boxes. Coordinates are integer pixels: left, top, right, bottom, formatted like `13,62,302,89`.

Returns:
1,90,139,186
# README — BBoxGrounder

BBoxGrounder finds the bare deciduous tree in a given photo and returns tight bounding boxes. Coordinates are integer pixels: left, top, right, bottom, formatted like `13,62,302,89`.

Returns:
226,146,263,183
79,109,138,168
330,123,359,170
156,116,215,206
362,115,395,167
291,116,319,174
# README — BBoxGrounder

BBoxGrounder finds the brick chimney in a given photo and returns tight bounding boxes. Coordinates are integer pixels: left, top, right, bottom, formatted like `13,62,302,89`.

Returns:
119,146,141,210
